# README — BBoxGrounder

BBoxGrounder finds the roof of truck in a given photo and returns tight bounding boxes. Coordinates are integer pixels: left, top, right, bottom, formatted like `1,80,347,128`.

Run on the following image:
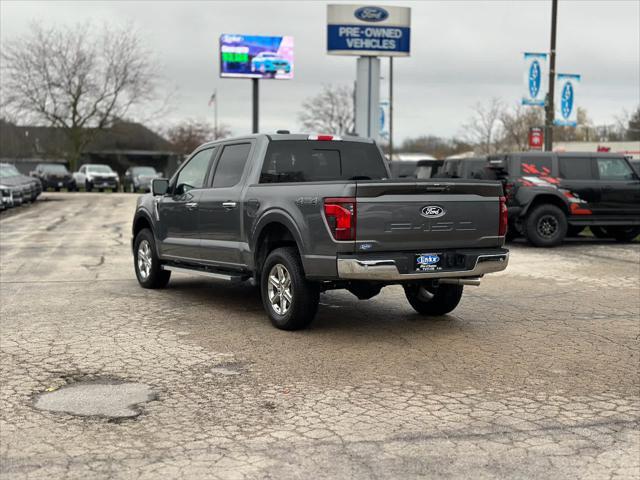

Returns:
199,133,375,149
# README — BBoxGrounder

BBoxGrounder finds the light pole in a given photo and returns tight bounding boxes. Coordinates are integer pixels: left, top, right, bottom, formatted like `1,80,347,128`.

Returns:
544,0,558,151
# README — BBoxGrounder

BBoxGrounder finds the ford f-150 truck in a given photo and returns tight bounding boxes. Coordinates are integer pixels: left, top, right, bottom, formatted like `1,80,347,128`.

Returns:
131,134,509,330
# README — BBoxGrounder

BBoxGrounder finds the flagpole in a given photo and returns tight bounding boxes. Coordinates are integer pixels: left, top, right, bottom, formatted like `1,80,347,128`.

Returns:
214,89,219,138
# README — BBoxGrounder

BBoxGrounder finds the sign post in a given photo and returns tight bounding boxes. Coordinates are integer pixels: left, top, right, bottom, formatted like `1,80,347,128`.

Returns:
327,5,410,142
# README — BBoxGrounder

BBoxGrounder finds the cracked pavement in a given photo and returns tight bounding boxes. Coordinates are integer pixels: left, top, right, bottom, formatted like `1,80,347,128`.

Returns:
1,192,639,479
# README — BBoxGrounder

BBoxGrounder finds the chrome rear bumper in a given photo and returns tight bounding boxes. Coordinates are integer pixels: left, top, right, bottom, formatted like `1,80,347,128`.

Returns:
337,252,509,281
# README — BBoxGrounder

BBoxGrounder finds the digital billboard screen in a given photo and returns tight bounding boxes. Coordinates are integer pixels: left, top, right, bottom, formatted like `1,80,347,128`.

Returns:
220,34,294,79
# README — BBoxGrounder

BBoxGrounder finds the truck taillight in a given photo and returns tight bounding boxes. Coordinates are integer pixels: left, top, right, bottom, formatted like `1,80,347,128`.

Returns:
323,197,356,241
499,196,508,236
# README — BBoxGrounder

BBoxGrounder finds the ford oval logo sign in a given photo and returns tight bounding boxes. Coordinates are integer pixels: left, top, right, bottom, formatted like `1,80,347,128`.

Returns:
420,205,445,218
561,81,574,119
354,6,389,22
529,60,541,98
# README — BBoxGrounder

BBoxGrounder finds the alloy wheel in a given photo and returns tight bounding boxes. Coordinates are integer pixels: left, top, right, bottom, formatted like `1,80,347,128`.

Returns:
537,214,558,238
267,264,292,315
137,240,152,280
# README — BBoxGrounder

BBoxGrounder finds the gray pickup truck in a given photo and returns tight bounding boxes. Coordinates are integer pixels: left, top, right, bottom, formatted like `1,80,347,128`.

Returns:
131,133,509,330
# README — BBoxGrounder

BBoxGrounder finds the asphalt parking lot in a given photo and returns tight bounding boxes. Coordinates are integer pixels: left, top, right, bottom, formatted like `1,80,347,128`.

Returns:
1,192,638,479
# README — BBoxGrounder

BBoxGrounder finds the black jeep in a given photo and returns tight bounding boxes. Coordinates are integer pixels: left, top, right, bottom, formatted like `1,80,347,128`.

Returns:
486,152,640,246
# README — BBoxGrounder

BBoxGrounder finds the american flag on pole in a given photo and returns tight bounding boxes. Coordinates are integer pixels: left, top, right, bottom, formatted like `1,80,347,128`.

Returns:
208,90,216,106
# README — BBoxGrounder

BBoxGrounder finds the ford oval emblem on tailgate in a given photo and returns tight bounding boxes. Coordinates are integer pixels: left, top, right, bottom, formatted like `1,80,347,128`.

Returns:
420,205,445,218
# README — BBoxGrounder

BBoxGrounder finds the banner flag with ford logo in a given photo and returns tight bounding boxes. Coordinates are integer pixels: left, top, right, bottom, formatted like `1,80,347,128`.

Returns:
554,73,581,127
522,52,547,106
327,4,411,56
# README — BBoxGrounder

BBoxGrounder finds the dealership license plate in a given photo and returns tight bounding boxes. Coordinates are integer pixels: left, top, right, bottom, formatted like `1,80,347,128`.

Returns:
415,253,443,272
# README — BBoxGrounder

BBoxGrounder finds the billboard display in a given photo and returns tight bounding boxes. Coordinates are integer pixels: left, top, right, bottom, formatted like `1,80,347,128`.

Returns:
327,4,411,56
220,34,294,79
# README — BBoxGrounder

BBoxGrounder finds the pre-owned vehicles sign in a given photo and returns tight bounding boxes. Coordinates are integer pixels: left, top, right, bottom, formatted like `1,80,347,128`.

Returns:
327,4,411,56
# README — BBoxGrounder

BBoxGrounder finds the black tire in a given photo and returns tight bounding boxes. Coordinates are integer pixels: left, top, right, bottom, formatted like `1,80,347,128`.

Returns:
260,247,319,330
606,226,640,242
523,204,567,247
133,228,171,289
404,283,463,316
567,226,585,237
85,181,92,192
54,187,60,192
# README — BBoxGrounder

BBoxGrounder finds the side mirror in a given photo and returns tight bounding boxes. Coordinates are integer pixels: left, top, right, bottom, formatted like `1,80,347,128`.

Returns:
152,178,169,196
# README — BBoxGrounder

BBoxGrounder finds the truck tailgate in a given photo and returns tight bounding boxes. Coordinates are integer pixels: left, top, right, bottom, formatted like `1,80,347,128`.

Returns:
355,180,503,251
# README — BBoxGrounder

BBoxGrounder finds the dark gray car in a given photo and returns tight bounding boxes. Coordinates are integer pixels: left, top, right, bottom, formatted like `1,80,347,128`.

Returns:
131,134,509,330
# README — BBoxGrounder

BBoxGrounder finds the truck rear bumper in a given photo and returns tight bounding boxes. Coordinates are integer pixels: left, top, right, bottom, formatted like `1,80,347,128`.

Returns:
337,249,509,281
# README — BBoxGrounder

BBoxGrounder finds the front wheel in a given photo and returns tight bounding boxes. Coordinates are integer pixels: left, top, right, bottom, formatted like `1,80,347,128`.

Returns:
85,181,92,192
524,204,567,247
133,228,171,289
404,283,463,316
260,247,319,330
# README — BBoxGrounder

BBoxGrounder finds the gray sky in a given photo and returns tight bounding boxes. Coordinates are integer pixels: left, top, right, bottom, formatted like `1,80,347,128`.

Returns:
1,0,639,142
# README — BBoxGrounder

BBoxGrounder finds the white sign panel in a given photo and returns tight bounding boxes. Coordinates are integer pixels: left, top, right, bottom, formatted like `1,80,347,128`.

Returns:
327,4,411,56
554,73,581,127
522,52,547,106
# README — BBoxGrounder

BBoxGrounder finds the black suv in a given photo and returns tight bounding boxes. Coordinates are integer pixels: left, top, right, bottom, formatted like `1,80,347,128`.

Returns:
485,152,640,246
31,163,76,191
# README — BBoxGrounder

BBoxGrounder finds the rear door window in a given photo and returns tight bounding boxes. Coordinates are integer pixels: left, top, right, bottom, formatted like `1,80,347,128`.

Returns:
559,157,593,180
520,156,553,176
212,143,251,188
260,140,387,183
596,157,635,180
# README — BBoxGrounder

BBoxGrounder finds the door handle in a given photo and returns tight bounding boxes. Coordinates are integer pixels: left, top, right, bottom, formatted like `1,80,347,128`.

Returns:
185,202,198,210
222,201,237,209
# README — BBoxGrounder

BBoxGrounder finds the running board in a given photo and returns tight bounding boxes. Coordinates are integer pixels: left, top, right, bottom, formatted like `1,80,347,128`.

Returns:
162,265,247,283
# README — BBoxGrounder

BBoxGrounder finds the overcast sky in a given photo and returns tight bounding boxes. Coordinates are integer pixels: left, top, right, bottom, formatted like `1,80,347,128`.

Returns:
1,0,639,142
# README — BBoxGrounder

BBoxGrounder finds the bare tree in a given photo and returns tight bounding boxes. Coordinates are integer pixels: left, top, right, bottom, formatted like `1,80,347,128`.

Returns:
500,104,544,151
166,119,231,155
1,22,163,170
463,98,504,155
298,84,354,135
553,107,592,142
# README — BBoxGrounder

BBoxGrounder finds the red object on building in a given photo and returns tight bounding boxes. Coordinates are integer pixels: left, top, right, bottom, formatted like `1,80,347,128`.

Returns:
597,145,611,152
529,127,543,150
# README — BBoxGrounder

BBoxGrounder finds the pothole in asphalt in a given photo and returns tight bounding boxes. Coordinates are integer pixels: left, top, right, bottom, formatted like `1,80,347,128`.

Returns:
34,379,156,419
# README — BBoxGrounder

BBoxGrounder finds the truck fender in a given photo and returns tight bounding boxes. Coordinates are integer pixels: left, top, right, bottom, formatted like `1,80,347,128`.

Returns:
250,209,306,269
518,189,570,217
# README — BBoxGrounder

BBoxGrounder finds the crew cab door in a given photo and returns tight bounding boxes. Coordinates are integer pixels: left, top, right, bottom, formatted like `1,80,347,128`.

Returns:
198,141,253,266
557,155,601,214
595,157,640,216
156,147,215,260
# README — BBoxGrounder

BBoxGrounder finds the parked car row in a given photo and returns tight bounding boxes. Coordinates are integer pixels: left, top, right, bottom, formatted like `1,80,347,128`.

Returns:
434,152,640,246
28,163,162,193
0,163,42,211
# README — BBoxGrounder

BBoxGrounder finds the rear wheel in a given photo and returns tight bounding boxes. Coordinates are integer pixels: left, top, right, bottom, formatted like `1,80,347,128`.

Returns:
133,228,171,289
260,247,319,330
524,204,567,247
404,283,463,317
85,181,92,192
